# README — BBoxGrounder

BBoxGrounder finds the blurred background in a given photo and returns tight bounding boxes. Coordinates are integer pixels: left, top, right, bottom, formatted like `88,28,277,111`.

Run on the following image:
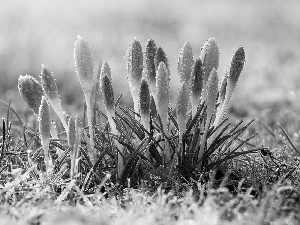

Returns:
1,0,300,126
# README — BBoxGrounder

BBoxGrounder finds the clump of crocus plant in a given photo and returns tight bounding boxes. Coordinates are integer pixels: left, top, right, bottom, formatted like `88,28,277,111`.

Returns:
17,35,248,186
74,35,95,164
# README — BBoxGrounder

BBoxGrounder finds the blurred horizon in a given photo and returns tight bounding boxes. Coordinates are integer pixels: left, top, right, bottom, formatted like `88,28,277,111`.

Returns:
1,0,300,122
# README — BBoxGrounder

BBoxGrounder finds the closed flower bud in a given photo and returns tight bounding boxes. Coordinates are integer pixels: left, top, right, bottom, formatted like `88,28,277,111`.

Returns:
74,35,94,94
197,69,218,167
40,65,58,101
206,68,218,123
178,41,193,84
101,60,112,81
74,35,95,159
200,38,219,100
190,58,203,117
149,95,157,119
154,47,169,72
176,81,190,141
144,39,157,96
126,38,143,115
100,74,115,113
139,79,150,131
226,46,245,98
40,65,68,131
156,62,170,124
215,46,245,126
18,75,43,116
39,96,51,172
219,71,228,107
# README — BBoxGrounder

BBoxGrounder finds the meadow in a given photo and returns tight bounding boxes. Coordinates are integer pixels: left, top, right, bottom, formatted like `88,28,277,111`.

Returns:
1,0,300,224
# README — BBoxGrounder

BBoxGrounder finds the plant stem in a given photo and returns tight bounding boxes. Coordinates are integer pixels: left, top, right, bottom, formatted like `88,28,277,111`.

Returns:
84,92,95,164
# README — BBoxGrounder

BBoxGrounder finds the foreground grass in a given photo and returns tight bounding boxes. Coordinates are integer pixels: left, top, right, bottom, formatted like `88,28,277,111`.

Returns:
1,184,299,225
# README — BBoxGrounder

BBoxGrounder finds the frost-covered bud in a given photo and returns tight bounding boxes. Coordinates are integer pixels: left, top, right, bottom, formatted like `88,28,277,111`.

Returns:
144,38,157,96
219,71,228,107
126,38,143,114
139,79,151,131
18,75,43,116
190,58,203,117
200,38,219,92
74,35,94,94
206,68,218,124
156,62,170,126
100,60,112,81
176,81,190,141
226,46,245,98
100,74,115,114
178,41,193,84
40,65,68,131
40,65,59,101
149,95,157,119
39,96,51,171
154,47,169,72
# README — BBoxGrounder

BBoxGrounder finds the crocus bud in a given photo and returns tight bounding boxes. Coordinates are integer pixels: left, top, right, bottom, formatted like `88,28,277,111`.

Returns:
154,47,169,72
144,39,157,97
176,81,190,141
178,41,193,84
40,65,68,131
197,68,218,168
18,75,43,116
215,46,245,126
226,46,245,99
218,71,228,108
149,95,157,119
206,68,219,124
74,35,94,94
139,79,151,131
156,62,171,160
190,58,203,117
101,60,112,81
200,38,219,100
74,35,95,161
156,62,170,131
39,96,51,172
100,73,115,115
126,38,143,115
